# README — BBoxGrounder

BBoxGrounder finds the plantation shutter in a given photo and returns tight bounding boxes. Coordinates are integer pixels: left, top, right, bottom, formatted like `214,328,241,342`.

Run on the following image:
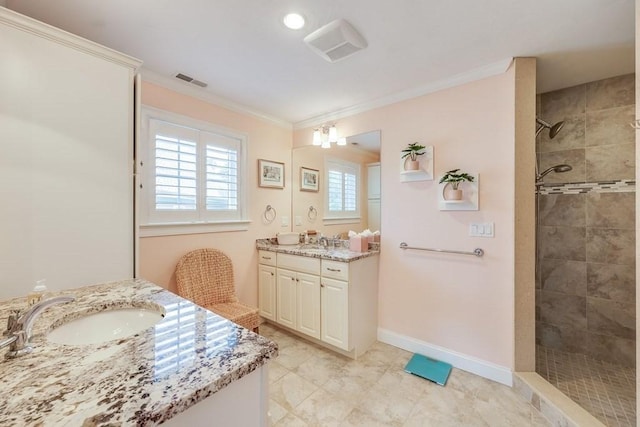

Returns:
326,159,360,218
146,119,243,224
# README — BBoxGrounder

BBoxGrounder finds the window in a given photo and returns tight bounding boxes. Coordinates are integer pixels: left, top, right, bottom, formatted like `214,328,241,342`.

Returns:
325,158,360,221
140,108,248,235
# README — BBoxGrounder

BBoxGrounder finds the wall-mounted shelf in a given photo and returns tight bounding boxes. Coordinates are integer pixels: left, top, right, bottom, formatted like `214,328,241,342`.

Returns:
400,169,431,182
438,173,479,211
400,145,433,182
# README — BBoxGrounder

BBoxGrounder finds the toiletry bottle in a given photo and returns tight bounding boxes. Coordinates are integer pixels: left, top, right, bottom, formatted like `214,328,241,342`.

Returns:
27,279,48,306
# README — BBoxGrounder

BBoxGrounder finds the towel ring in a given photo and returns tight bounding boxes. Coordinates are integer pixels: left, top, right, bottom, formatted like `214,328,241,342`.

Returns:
308,206,317,220
264,205,276,223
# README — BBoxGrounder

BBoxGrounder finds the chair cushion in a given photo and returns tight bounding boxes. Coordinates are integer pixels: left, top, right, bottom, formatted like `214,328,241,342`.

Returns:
208,302,260,331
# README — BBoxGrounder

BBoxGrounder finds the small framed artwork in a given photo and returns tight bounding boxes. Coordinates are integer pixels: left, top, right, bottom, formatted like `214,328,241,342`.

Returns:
258,159,285,189
300,167,319,192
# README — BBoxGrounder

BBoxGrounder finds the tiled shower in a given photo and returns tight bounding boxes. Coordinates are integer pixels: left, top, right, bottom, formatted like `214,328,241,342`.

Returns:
535,74,636,426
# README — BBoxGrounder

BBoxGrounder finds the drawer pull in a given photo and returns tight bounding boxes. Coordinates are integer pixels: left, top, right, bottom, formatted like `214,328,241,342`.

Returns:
262,256,272,260
327,268,341,272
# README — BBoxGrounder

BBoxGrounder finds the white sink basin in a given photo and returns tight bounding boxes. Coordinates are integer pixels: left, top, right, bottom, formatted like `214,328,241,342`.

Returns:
47,307,165,345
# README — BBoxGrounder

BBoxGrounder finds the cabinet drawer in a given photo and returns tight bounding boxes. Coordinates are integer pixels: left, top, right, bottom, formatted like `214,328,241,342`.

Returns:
321,260,349,281
258,250,276,266
277,253,320,275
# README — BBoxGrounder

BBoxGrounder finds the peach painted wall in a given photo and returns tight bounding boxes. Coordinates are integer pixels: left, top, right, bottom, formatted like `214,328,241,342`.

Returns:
294,65,519,368
138,81,292,306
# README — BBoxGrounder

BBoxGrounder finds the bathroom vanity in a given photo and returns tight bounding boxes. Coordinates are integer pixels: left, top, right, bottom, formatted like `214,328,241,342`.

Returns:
0,279,277,426
257,239,379,358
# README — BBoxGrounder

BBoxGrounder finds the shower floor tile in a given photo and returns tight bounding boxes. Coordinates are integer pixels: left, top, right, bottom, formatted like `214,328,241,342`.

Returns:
536,345,636,427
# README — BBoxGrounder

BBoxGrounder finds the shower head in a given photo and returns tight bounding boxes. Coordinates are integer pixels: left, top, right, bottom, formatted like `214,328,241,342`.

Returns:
548,121,565,138
536,117,565,139
536,164,572,181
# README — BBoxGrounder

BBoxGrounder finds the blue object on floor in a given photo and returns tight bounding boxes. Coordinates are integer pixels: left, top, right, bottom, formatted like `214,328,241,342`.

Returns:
404,353,452,386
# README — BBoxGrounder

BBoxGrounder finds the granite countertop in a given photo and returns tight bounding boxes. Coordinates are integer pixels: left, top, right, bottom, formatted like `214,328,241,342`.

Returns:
0,279,278,426
256,239,379,262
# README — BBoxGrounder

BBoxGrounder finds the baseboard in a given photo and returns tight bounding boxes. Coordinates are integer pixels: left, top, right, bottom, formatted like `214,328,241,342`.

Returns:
377,328,513,386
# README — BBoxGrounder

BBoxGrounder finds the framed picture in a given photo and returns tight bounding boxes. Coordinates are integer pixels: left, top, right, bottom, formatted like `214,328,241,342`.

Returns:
258,159,285,189
300,167,319,192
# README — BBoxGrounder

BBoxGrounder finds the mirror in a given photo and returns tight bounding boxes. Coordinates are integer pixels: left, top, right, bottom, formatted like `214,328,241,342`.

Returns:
291,130,381,237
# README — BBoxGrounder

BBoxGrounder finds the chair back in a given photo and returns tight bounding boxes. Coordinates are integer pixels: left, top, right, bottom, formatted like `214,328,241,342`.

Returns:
175,248,238,305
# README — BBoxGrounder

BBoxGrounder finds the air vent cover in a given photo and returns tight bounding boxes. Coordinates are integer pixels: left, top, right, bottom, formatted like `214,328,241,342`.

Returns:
304,19,367,63
174,73,208,88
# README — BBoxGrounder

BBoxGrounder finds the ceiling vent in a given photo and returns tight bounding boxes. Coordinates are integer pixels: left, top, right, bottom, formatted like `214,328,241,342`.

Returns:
174,73,208,88
304,19,367,63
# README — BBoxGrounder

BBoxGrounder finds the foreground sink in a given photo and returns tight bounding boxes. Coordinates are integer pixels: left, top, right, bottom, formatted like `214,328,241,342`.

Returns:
47,307,165,345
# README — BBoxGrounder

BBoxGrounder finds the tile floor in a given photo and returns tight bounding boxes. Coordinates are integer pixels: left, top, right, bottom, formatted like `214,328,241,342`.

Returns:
260,323,550,426
536,345,636,427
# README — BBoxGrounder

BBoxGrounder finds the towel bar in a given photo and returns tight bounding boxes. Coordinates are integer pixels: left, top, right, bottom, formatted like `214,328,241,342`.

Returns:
399,242,484,257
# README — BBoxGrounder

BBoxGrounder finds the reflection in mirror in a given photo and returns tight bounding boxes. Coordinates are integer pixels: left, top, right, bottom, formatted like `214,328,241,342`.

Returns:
292,130,381,237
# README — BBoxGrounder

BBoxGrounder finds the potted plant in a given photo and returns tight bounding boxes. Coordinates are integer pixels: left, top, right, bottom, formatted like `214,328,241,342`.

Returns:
401,142,426,171
439,168,474,200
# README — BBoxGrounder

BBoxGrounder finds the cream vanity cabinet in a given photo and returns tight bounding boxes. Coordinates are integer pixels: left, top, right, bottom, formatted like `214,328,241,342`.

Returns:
258,249,379,357
257,251,277,321
276,253,321,339
320,260,350,349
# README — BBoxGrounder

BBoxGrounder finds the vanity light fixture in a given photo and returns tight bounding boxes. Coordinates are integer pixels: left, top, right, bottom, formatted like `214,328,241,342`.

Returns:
283,13,305,30
312,124,341,149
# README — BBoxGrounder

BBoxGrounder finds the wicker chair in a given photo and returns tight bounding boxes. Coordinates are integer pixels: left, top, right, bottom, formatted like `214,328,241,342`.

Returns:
175,248,260,332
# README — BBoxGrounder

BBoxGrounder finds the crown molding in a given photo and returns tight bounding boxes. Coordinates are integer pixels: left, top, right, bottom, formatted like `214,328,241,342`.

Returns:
294,57,514,130
0,7,141,70
141,68,292,130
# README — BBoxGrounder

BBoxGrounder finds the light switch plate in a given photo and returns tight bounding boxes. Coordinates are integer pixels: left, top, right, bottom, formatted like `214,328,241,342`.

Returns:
469,222,494,237
281,216,289,227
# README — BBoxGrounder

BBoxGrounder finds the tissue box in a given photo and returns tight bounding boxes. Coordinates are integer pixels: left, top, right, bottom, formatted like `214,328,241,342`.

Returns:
349,236,369,252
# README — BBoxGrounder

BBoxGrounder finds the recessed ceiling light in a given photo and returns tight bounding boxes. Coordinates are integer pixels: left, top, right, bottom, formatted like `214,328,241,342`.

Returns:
283,13,305,30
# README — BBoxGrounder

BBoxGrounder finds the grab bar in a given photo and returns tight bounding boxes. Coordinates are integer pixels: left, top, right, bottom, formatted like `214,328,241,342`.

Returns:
399,242,484,258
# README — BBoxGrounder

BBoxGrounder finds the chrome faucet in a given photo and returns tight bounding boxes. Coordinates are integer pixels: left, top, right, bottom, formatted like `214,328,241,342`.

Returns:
0,295,74,358
318,236,329,248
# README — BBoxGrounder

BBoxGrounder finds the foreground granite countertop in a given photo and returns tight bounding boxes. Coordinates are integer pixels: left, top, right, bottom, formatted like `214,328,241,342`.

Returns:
0,279,278,426
256,238,379,262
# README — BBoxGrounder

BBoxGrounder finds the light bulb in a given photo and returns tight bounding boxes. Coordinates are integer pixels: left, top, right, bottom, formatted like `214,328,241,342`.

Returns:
337,137,347,146
283,13,305,30
321,138,331,149
312,129,321,146
328,125,338,143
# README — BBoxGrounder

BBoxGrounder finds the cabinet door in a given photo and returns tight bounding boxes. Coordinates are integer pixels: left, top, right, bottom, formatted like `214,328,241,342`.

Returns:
276,269,297,329
321,278,350,350
296,272,321,339
258,265,276,321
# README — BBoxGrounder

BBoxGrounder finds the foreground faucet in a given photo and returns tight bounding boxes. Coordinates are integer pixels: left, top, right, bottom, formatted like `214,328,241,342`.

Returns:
0,295,74,358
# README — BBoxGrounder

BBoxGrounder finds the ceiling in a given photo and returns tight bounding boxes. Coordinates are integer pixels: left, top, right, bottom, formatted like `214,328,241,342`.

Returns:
4,0,635,126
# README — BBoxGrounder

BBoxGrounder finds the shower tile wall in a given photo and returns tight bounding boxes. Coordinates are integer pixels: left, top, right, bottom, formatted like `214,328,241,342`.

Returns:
536,74,636,368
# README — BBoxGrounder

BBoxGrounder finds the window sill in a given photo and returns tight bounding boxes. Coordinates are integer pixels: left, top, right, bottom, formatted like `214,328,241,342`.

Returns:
323,217,362,225
140,220,251,237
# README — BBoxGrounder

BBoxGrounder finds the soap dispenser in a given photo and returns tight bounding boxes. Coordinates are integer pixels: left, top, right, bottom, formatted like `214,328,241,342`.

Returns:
27,279,48,306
